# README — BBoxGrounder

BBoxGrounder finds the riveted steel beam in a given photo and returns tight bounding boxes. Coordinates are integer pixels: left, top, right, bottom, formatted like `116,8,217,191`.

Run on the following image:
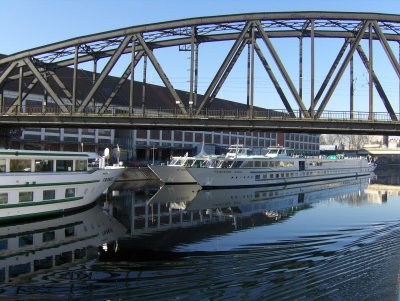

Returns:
254,42,295,117
255,21,310,118
196,21,253,113
372,21,400,79
24,58,68,113
310,39,351,112
0,62,18,86
4,30,400,83
2,11,400,66
136,34,187,114
209,39,247,104
316,21,370,119
77,35,132,113
99,50,145,114
47,70,73,100
356,45,397,121
6,77,38,114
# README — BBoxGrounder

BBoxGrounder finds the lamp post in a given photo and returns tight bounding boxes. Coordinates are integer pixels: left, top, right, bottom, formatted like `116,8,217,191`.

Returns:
151,146,157,165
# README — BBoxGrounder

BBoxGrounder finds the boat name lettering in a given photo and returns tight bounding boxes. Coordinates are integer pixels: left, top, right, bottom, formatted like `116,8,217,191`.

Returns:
103,177,114,182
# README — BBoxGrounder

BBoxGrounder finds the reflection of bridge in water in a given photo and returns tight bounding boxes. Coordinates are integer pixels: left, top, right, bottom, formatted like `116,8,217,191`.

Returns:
2,12,400,134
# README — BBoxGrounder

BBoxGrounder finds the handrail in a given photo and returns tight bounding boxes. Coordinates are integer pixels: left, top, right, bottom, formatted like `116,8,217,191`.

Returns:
1,105,399,123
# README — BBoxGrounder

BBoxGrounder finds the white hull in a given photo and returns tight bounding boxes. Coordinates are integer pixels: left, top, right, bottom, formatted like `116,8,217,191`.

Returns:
186,158,372,188
0,167,125,222
149,165,197,184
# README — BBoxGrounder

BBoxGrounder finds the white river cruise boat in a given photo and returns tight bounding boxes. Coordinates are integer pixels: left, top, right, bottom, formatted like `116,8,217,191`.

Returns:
186,146,375,188
0,149,125,222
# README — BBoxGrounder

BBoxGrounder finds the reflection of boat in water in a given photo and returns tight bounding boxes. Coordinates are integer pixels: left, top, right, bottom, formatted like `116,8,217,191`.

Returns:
100,176,372,261
0,149,125,222
0,204,126,283
187,176,370,215
118,176,371,237
147,184,202,209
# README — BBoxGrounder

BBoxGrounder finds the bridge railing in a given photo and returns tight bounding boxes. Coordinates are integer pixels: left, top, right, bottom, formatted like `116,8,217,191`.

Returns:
1,105,399,122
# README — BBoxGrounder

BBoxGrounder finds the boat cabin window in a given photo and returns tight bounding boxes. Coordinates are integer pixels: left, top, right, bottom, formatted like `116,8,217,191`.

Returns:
192,160,204,167
173,159,185,166
0,193,8,204
75,160,88,171
0,239,7,251
184,159,195,167
19,191,33,203
231,161,244,168
10,159,31,172
19,234,34,247
35,159,54,172
0,159,5,172
219,160,233,168
43,190,56,200
65,188,75,198
267,148,279,156
56,160,73,172
43,231,56,242
65,226,75,237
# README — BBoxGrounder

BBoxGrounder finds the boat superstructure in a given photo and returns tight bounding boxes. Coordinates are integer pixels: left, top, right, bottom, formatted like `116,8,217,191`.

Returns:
0,149,125,222
149,152,223,184
186,146,374,188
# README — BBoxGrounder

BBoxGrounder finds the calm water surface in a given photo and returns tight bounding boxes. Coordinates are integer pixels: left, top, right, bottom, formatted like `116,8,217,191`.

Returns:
1,168,400,300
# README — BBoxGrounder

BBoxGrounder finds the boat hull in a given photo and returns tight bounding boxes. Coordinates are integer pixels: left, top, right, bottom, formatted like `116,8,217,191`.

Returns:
0,167,125,222
149,165,197,184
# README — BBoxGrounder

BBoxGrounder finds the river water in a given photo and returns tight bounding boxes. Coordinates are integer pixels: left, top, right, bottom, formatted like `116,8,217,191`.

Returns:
1,168,400,300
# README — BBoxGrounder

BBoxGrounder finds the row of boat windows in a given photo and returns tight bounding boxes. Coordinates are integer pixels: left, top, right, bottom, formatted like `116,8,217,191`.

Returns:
0,188,75,204
0,159,88,173
208,160,297,169
0,247,86,282
253,168,369,180
0,226,76,251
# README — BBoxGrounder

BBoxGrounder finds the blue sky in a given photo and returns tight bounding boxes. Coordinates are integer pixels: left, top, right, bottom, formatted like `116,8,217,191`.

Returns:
1,0,400,113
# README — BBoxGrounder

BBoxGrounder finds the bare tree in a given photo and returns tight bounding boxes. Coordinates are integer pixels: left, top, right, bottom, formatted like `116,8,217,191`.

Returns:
320,134,370,149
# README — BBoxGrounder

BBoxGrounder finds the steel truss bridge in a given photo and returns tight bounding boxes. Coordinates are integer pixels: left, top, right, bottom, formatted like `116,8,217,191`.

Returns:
1,11,400,134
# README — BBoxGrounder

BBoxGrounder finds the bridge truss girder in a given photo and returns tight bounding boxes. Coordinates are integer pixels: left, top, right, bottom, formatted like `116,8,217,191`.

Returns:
1,12,400,124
